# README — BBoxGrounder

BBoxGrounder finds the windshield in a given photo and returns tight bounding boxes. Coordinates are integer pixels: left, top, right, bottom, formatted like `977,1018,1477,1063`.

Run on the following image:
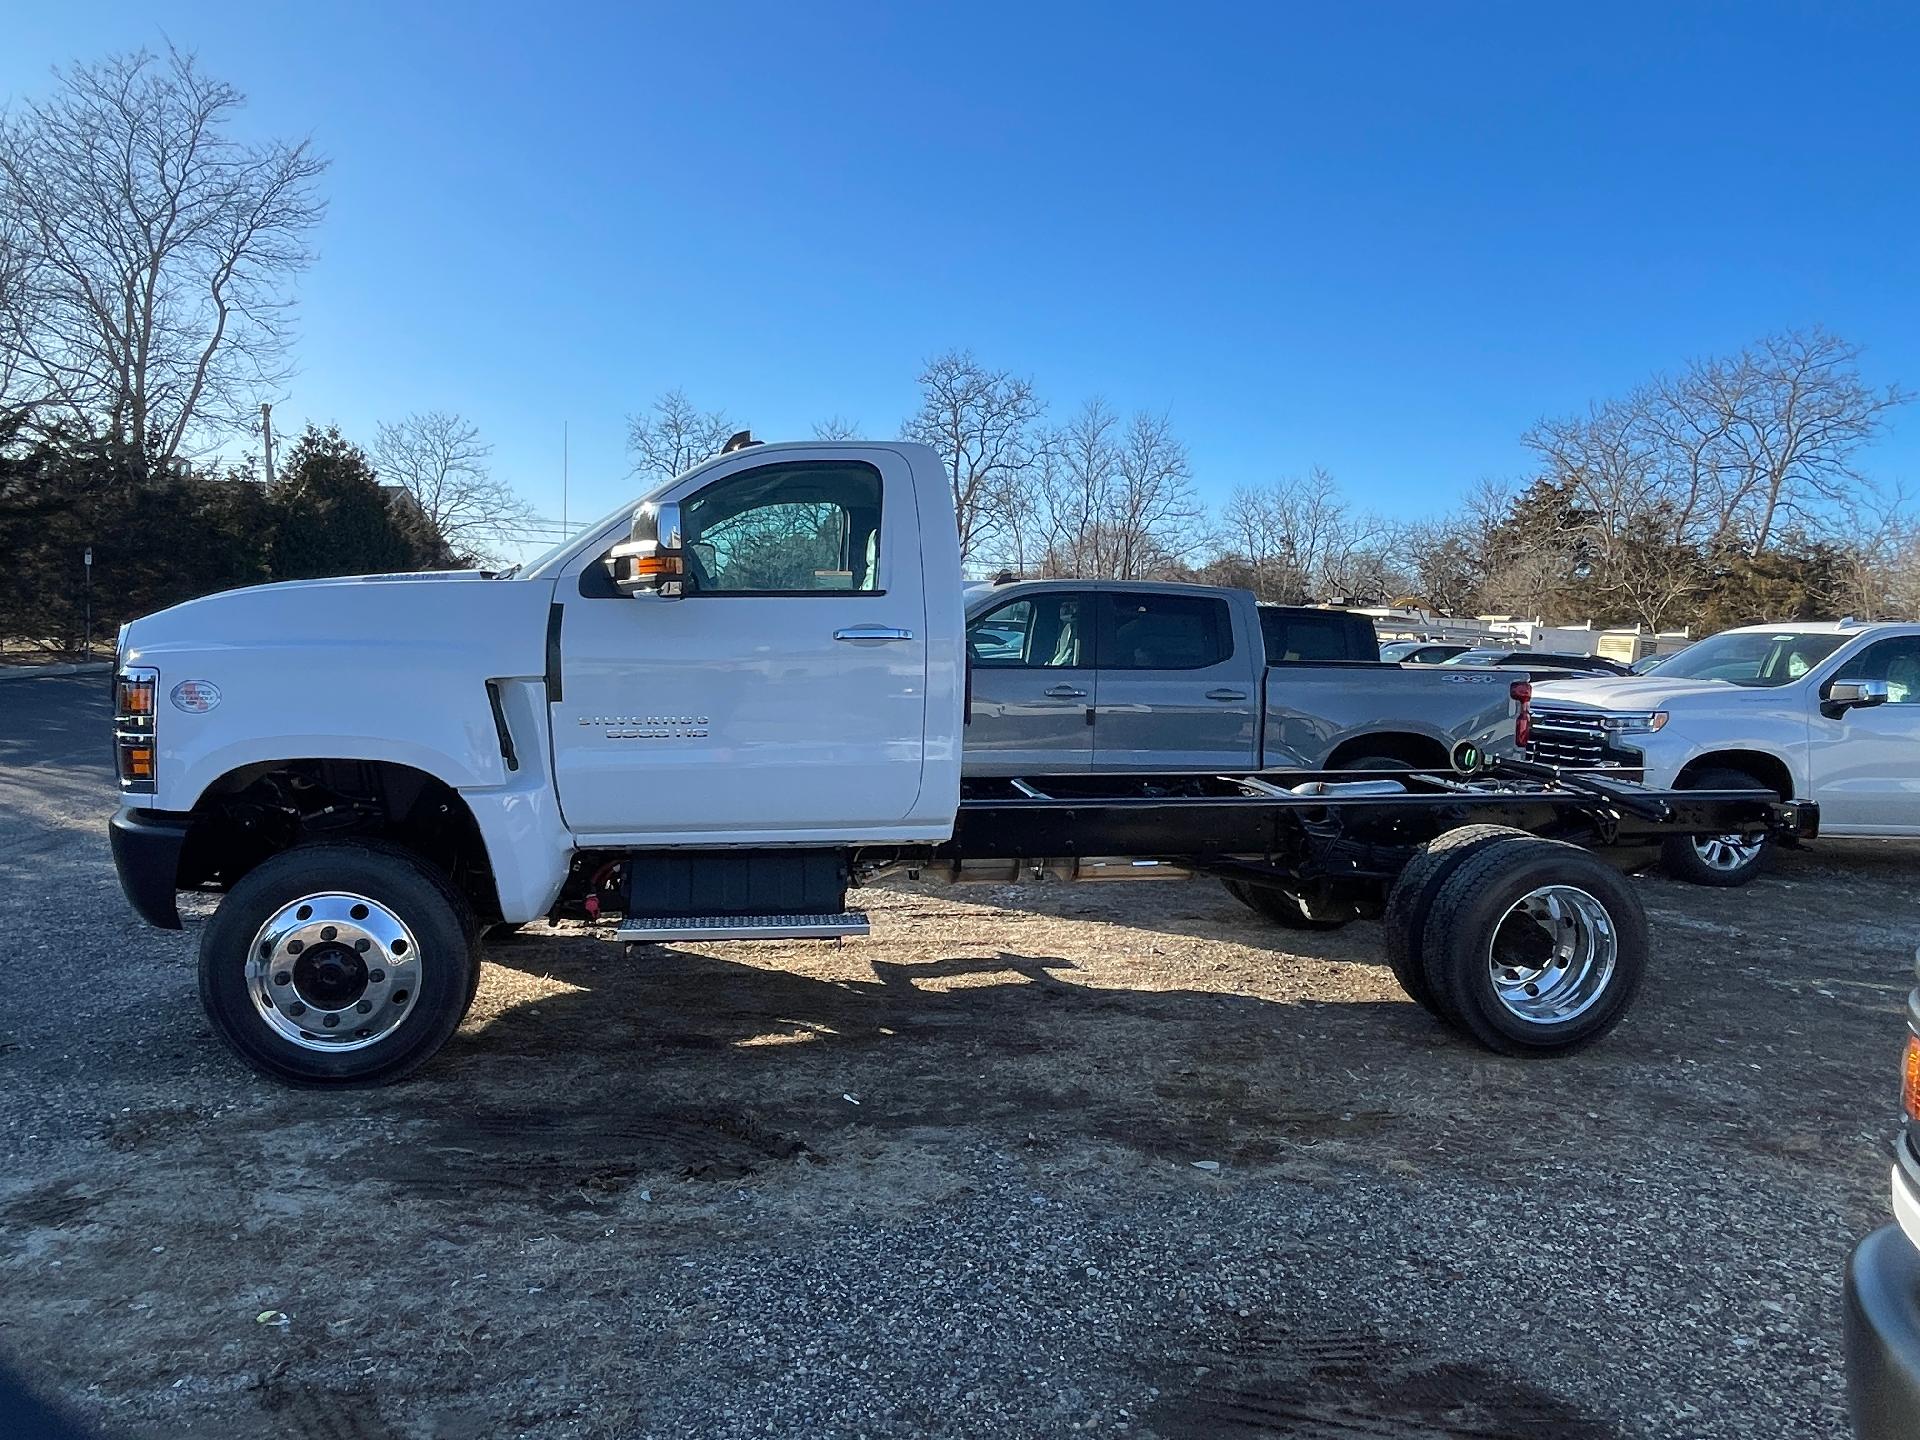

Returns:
1651,630,1850,686
1443,650,1506,666
1379,640,1423,661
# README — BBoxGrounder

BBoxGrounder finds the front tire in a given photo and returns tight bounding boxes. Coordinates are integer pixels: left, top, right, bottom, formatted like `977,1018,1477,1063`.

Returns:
1659,767,1776,887
198,841,479,1087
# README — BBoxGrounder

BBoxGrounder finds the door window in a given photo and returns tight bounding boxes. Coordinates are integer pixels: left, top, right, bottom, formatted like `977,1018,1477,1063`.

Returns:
679,461,883,594
967,594,1092,667
1103,593,1233,670
1832,637,1920,704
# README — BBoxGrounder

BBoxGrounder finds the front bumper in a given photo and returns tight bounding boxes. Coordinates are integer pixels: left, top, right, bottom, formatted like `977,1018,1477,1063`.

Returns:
109,807,190,929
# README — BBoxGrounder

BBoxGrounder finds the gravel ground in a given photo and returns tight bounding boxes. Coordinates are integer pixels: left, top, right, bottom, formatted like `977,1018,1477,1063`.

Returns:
0,673,1911,1438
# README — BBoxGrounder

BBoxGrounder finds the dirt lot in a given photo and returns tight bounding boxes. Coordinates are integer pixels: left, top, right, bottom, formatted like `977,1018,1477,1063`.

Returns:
1,674,1912,1438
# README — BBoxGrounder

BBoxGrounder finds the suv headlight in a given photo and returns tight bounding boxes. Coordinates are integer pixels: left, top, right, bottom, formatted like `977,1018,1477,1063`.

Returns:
1598,711,1667,735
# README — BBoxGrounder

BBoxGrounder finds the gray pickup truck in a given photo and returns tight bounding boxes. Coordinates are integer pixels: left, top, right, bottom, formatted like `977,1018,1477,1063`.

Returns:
963,579,1520,775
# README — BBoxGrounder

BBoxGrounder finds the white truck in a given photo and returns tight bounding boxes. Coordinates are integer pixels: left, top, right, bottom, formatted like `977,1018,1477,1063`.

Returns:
1518,620,1920,884
107,440,1812,1085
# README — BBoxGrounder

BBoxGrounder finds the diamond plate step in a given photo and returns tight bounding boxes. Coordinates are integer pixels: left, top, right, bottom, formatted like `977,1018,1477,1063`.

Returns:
612,911,870,943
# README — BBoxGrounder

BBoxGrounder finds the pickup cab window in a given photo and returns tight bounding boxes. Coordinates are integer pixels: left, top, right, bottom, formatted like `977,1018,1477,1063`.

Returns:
679,461,883,594
1831,637,1920,703
967,594,1091,667
1102,593,1232,670
1259,607,1376,663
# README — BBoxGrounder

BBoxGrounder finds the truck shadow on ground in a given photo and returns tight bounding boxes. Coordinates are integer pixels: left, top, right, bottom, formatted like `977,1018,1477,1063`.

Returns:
343,933,1463,1213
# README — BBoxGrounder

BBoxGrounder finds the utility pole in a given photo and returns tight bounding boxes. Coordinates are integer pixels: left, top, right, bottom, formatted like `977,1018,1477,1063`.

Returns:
260,402,277,483
83,546,93,659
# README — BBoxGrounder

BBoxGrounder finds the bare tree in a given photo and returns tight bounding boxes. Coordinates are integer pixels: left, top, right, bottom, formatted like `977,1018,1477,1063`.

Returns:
1032,396,1120,576
626,388,737,484
372,411,534,567
1104,410,1203,578
1693,328,1906,554
811,415,860,440
902,349,1041,562
0,48,327,472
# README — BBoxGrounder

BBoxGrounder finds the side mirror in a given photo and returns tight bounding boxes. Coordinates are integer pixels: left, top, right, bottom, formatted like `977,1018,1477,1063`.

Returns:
608,501,686,597
1825,677,1889,712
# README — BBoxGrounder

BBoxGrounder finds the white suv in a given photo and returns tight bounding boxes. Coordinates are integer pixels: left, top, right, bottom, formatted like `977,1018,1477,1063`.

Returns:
1520,619,1920,884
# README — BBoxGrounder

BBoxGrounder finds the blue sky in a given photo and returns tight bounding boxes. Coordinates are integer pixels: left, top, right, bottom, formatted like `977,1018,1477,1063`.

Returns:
6,2,1918,556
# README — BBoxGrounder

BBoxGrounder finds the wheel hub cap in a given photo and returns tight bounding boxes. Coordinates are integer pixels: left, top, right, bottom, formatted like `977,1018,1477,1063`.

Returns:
1694,833,1764,870
247,892,421,1051
1486,884,1617,1026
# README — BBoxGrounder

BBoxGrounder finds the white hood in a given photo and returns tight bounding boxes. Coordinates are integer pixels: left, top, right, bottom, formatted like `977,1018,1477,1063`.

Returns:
1529,674,1765,711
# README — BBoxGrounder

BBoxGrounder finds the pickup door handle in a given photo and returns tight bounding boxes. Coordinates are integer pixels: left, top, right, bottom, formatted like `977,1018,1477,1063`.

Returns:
1206,688,1249,701
1044,684,1088,699
833,626,914,643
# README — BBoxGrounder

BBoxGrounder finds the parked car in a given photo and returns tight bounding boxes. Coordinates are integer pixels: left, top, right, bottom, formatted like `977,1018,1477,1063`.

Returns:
1380,639,1473,664
1518,619,1920,883
963,580,1520,775
1442,648,1633,678
1842,962,1920,1438
1630,649,1681,675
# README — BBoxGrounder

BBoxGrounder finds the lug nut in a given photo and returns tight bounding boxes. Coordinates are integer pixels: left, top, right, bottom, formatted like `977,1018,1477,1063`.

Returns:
368,969,384,983
286,939,304,954
356,1000,372,1014
287,1002,306,1017
321,926,337,941
273,972,290,987
323,1014,339,1028
354,939,371,953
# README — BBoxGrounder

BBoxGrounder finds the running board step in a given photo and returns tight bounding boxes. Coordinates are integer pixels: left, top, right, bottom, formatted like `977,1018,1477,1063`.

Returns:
613,911,870,943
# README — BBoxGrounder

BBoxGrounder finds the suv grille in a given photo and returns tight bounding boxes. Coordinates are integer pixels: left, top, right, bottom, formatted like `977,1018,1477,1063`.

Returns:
1524,708,1607,768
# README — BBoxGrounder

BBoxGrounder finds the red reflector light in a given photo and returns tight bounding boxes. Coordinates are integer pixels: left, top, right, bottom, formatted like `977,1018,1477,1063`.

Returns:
1511,680,1532,749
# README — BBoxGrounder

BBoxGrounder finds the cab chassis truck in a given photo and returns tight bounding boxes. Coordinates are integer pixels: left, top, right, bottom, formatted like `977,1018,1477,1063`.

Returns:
106,439,1816,1086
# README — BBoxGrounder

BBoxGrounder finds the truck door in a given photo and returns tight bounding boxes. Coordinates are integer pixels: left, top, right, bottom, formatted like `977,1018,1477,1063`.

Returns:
964,590,1097,775
550,452,929,837
1809,635,1920,833
1092,590,1257,771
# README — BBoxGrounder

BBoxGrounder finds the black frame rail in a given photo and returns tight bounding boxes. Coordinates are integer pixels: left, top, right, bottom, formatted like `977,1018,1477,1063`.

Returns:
942,761,1817,872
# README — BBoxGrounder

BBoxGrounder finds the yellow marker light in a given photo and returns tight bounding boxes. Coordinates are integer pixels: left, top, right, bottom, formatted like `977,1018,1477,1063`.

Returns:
118,676,155,715
1903,1035,1920,1122
632,554,684,576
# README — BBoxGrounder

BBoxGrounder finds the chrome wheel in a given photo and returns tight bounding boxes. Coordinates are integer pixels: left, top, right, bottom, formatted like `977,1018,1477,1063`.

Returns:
1692,832,1765,871
246,892,421,1052
1485,884,1617,1026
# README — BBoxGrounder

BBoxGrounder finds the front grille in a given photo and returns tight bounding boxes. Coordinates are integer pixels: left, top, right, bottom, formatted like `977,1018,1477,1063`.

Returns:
1525,709,1607,768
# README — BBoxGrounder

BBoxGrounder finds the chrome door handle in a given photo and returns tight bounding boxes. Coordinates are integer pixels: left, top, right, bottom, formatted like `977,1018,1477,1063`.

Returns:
1206,688,1248,701
834,626,914,642
1044,684,1088,699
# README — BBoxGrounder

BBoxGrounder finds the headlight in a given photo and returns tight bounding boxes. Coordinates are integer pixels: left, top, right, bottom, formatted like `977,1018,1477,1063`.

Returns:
1597,711,1667,735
